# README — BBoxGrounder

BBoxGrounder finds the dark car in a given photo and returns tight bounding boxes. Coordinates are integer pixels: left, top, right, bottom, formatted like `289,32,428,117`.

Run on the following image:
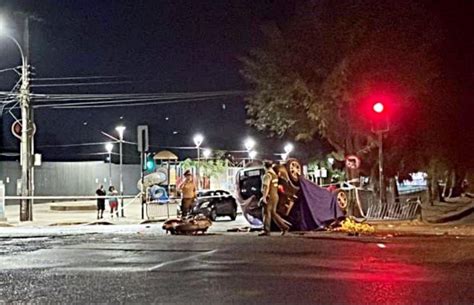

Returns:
190,190,238,221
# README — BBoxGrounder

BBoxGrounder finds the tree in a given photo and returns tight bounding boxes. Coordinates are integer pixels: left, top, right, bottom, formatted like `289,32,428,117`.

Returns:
241,0,443,180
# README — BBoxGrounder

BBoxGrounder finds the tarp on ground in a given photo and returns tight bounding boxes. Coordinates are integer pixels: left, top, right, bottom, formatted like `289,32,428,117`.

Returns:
288,177,345,231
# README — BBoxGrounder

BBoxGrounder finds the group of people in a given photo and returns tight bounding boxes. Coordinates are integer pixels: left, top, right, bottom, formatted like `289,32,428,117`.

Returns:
95,185,119,219
176,163,290,237
95,164,289,235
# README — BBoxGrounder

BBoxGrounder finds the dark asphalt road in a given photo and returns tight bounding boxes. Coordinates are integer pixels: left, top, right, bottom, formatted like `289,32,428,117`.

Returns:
1,227,474,304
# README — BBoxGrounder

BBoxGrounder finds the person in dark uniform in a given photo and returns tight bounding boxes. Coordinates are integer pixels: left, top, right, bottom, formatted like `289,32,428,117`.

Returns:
259,161,290,236
95,184,106,219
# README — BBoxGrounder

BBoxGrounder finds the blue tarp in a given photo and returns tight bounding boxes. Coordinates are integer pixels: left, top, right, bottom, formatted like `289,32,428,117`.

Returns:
288,177,345,231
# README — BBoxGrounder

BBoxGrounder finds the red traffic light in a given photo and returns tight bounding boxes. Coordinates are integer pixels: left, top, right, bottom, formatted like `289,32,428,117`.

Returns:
373,102,384,113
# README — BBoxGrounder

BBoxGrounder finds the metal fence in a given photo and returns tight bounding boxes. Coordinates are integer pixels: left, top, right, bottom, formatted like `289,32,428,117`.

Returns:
0,161,141,202
349,188,423,220
366,197,422,220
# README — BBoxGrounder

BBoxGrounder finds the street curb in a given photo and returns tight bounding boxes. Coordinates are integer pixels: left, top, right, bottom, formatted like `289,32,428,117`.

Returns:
49,203,96,211
48,221,89,226
0,222,14,227
425,204,474,223
87,221,115,225
140,218,167,224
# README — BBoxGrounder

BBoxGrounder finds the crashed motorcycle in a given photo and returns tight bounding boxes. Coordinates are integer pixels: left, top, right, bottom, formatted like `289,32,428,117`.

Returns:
162,214,212,235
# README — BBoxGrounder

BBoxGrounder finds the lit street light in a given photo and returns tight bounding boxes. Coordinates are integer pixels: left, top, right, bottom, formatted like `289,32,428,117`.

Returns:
1,18,34,221
105,143,113,186
248,150,257,161
283,143,294,161
115,125,126,217
243,137,256,166
193,133,204,190
203,148,212,159
244,137,256,151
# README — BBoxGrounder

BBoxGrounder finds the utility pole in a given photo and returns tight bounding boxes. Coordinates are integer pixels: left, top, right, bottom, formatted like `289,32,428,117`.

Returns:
19,17,33,221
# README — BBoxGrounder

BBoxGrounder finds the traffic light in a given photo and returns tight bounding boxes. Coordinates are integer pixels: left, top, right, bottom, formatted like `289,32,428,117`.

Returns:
144,153,156,172
373,102,384,114
371,101,389,132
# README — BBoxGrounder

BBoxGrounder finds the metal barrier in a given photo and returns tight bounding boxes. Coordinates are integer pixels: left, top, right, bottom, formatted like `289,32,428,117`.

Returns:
366,197,421,220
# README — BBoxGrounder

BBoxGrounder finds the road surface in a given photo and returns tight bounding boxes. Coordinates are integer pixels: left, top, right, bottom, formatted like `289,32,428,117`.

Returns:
1,218,473,304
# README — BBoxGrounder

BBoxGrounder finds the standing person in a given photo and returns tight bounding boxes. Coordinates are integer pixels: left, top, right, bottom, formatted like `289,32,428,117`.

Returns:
108,186,119,219
178,170,196,218
95,184,106,219
259,161,290,236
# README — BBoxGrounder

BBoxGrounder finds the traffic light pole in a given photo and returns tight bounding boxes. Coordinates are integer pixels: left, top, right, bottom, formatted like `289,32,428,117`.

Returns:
378,131,385,204
140,151,145,220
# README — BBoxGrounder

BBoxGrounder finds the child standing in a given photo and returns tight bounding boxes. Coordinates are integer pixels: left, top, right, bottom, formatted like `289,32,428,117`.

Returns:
108,186,119,218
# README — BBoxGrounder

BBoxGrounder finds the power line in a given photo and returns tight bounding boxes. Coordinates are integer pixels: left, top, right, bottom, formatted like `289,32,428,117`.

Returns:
33,75,130,81
31,80,137,88
48,96,225,109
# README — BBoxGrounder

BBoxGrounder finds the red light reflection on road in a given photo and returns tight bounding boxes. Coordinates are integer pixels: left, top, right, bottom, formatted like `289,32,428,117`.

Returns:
338,243,434,304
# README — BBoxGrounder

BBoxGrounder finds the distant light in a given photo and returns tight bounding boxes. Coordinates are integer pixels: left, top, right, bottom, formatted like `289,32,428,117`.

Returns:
115,125,126,139
249,150,257,160
165,117,169,121
328,157,335,165
377,243,386,248
193,133,204,147
203,148,212,159
105,143,113,153
222,104,226,110
0,19,7,35
119,116,124,120
284,143,294,154
373,102,384,113
244,137,256,151
173,131,179,135
83,121,88,126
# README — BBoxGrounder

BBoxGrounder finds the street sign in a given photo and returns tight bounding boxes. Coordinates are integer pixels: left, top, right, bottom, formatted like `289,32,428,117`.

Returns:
345,155,361,169
11,120,37,140
137,125,149,152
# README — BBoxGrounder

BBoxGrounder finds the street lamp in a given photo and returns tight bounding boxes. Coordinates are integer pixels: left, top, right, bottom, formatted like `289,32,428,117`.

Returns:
244,137,256,151
243,137,256,167
284,143,294,161
105,143,113,186
203,148,212,159
248,150,257,161
1,18,33,221
115,125,126,217
193,133,204,190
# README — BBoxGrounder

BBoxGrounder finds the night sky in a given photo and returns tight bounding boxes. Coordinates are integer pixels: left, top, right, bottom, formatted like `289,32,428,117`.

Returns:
0,0,299,163
0,0,473,164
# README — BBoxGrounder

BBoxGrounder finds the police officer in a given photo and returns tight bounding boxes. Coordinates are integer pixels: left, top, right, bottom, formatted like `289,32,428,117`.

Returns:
259,161,290,236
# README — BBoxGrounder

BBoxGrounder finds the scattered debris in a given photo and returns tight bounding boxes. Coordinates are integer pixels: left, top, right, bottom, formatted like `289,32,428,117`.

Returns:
333,217,375,235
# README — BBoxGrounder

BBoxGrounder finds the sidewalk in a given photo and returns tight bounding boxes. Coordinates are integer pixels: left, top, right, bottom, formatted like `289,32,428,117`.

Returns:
2,199,178,227
368,220,474,237
3,200,474,237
